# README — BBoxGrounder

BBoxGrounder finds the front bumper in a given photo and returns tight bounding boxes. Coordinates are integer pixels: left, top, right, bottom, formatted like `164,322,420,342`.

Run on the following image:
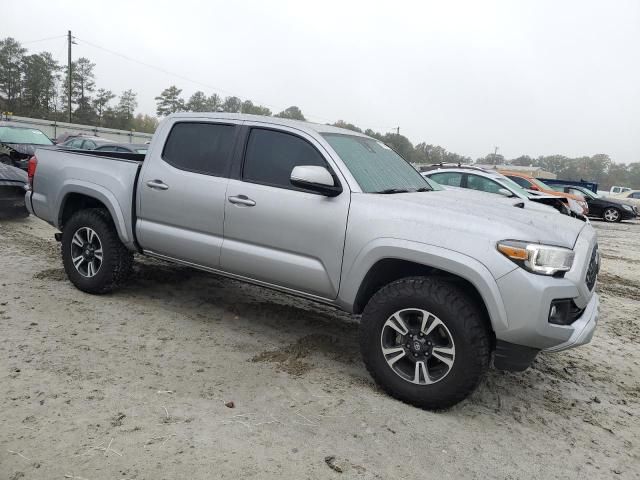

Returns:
544,293,599,352
619,208,638,220
493,226,599,352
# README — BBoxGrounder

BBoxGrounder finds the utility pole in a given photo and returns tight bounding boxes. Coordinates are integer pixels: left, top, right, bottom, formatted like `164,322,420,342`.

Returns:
493,145,499,164
396,126,400,136
67,30,72,123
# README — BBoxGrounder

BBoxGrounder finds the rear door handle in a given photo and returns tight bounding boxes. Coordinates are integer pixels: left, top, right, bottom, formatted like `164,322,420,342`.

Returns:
146,180,169,190
228,195,256,207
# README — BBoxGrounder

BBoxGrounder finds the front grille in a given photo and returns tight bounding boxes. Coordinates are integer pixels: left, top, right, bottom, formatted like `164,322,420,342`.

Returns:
585,244,599,291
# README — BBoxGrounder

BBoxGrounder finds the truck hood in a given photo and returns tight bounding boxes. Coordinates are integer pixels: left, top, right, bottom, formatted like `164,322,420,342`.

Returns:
441,185,558,214
359,189,586,249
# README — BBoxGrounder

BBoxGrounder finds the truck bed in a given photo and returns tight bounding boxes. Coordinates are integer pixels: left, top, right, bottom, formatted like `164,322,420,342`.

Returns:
27,147,144,250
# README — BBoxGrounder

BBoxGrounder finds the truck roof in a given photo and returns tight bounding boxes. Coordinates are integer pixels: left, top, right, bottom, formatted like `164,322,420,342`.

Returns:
165,112,370,137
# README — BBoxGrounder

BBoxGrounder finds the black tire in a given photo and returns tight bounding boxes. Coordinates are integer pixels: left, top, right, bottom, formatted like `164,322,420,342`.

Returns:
360,276,491,410
0,155,12,166
61,208,133,294
602,207,621,223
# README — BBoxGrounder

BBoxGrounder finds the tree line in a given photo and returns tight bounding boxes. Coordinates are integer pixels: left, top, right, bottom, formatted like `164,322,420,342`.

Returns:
0,37,157,133
1,37,637,188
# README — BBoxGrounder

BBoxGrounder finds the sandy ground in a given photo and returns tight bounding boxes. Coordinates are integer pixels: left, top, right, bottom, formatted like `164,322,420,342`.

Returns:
1,216,639,480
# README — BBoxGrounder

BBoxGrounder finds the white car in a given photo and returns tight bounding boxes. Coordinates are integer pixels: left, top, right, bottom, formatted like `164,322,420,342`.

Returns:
422,166,576,216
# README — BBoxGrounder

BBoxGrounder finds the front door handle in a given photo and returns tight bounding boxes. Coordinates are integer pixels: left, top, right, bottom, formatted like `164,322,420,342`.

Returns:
146,180,169,190
228,195,256,207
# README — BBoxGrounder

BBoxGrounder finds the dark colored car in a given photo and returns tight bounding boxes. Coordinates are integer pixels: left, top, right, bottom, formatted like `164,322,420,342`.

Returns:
551,184,637,222
94,143,148,154
57,136,114,151
0,163,29,218
53,132,94,145
0,122,54,170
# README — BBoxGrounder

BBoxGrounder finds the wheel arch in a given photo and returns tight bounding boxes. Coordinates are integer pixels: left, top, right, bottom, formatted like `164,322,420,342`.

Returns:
56,183,133,247
340,240,510,334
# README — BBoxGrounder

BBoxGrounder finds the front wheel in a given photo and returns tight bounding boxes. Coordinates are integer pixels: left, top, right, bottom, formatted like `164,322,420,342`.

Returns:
603,207,621,223
61,208,133,294
360,277,491,410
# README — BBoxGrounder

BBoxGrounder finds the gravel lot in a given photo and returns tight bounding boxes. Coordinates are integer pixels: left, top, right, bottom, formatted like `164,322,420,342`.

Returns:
1,216,639,479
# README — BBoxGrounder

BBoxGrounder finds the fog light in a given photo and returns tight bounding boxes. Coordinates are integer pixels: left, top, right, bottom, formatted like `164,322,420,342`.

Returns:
548,299,572,325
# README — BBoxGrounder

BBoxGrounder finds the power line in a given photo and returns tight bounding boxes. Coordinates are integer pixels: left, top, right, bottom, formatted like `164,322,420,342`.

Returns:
74,36,271,107
72,36,387,128
21,35,66,45
63,35,405,135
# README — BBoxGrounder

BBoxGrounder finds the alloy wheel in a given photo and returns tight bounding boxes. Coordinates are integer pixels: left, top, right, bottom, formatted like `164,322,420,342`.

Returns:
380,308,456,385
604,208,620,222
70,227,103,278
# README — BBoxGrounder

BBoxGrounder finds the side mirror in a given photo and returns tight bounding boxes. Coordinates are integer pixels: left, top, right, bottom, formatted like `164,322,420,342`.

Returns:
530,185,540,191
290,165,342,197
498,188,513,197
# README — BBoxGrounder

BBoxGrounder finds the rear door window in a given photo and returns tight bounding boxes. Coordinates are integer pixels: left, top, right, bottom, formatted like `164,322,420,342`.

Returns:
162,122,236,177
242,128,327,190
429,172,462,187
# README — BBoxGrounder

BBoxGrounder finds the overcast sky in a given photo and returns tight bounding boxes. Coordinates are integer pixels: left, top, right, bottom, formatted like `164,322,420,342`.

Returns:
4,0,640,162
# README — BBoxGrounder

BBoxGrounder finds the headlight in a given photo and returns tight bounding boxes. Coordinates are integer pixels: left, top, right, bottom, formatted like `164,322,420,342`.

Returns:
579,201,588,209
622,204,633,211
497,240,574,276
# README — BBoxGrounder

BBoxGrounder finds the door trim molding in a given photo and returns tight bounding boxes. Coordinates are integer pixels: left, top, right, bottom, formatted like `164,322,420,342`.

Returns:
143,250,339,307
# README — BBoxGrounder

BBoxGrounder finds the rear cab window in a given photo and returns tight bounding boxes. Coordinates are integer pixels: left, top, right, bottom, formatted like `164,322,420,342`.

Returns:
162,122,236,177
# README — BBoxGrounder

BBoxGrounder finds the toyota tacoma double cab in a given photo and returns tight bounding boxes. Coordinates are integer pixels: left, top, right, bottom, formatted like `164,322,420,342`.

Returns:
25,113,600,409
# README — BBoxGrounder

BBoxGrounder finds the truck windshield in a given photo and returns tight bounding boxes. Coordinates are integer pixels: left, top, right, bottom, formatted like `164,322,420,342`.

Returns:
322,133,431,193
0,126,53,145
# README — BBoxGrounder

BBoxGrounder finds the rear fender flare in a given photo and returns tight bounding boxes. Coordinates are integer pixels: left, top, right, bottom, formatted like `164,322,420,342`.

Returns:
56,180,132,246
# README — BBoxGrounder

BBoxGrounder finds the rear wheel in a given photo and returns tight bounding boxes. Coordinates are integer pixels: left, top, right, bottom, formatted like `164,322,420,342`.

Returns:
61,208,133,294
603,207,621,223
0,155,12,166
360,277,491,410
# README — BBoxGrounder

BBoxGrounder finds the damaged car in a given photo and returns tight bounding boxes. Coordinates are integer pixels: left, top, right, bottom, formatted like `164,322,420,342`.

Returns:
0,162,29,218
0,122,54,170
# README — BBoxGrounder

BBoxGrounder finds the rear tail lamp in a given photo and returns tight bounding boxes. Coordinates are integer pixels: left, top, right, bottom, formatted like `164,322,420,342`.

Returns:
27,155,37,189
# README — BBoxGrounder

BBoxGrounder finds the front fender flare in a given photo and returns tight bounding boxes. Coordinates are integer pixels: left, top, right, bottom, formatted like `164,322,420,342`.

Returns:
338,237,510,333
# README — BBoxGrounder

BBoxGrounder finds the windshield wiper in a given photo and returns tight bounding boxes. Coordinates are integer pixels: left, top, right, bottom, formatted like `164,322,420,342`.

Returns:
415,187,432,192
374,188,410,194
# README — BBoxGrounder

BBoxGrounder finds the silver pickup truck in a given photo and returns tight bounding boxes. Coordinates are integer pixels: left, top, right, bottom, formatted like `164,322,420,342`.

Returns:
25,113,600,409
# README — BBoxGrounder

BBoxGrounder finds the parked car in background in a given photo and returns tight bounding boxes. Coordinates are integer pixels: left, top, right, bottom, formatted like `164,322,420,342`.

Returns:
550,185,638,222
610,186,631,195
423,165,575,216
540,178,598,194
0,162,29,218
94,143,149,154
612,190,640,210
26,112,600,410
53,132,94,145
0,122,54,169
57,136,115,151
500,171,589,215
